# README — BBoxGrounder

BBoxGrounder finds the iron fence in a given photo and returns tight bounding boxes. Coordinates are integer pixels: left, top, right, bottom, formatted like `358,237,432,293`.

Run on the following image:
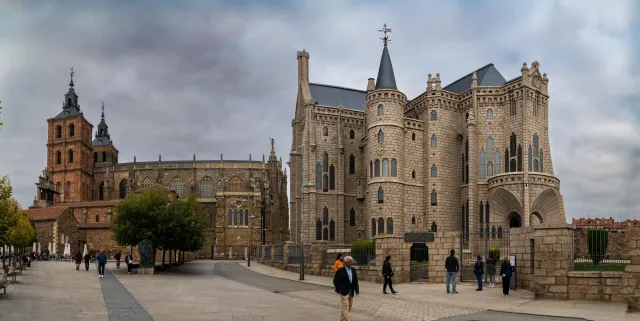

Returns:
571,228,629,272
460,228,510,282
258,245,262,258
352,247,376,267
287,244,311,265
273,244,284,262
264,245,272,260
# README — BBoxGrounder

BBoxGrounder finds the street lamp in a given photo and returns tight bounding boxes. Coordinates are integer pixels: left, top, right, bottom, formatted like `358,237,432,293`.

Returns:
289,150,314,281
248,215,255,267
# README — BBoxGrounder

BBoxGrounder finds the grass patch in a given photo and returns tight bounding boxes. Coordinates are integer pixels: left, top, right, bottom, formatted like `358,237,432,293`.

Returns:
573,262,627,272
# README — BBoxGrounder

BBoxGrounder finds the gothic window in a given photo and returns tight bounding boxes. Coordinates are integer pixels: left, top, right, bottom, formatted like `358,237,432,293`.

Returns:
378,130,384,143
329,220,335,241
93,152,97,164
465,140,469,161
322,207,328,225
119,180,127,199
479,201,484,224
431,134,437,147
486,136,494,153
382,159,389,177
243,209,249,226
323,152,329,172
56,125,62,138
371,219,376,237
374,160,381,177
431,190,437,206
461,154,465,182
533,159,539,172
98,182,104,201
540,150,544,172
323,126,328,136
322,174,328,192
485,202,490,224
67,149,74,164
391,159,397,177
56,151,62,164
378,104,384,116
487,162,494,176
491,226,496,239
228,176,243,192
498,226,503,239
431,221,438,232
65,181,71,199
431,164,437,178
69,124,75,137
378,218,384,235
412,170,416,179
461,205,466,234
430,110,437,121
510,159,516,173
517,144,523,171
203,207,215,228
323,227,328,240
316,163,323,189
349,154,355,174
486,108,493,120
479,149,486,178
528,145,533,171
504,149,509,172
377,186,384,204
510,98,516,116
102,151,107,162
533,95,539,116
510,133,517,157
233,208,239,226
172,177,185,197
412,132,416,141
349,129,355,139
349,208,356,226
533,134,539,157
200,176,214,197
142,177,152,188
316,220,322,240
369,161,373,179
465,164,469,184
329,165,335,190
466,199,470,241
495,149,501,174
387,218,393,234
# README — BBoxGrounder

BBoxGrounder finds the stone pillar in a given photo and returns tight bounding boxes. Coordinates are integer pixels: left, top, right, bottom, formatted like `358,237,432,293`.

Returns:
428,231,461,284
533,223,573,300
624,227,640,312
311,241,328,274
284,241,293,265
375,236,409,283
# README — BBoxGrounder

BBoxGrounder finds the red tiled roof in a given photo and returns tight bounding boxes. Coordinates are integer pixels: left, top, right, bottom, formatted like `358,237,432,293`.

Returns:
78,223,112,229
26,205,68,221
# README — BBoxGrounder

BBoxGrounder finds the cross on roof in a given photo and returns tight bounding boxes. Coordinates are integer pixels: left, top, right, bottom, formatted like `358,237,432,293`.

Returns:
378,23,392,46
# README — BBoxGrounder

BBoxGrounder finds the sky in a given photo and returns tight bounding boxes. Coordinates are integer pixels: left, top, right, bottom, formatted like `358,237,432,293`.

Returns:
0,0,638,222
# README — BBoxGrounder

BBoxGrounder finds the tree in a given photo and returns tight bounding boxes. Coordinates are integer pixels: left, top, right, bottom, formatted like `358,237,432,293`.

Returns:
0,176,35,266
113,188,169,247
157,195,205,266
0,175,12,202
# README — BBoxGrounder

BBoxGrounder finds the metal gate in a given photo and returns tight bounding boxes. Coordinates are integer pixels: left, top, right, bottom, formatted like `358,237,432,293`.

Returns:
460,228,509,282
409,244,429,282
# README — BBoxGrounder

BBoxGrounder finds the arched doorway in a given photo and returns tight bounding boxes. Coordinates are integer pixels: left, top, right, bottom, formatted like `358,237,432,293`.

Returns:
508,212,522,228
409,243,429,282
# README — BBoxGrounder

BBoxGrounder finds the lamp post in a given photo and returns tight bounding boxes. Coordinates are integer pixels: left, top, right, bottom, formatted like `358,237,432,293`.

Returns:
289,150,314,281
248,215,255,267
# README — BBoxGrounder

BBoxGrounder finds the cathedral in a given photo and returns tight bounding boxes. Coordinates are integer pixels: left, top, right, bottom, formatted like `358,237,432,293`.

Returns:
289,29,566,245
26,71,289,258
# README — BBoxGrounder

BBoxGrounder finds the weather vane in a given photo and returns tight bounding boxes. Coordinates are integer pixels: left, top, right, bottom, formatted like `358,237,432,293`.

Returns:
70,66,74,77
378,23,392,46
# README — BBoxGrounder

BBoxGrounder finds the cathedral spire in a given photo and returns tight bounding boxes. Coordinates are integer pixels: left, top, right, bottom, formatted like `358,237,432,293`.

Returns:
69,67,75,87
92,102,113,147
375,24,397,90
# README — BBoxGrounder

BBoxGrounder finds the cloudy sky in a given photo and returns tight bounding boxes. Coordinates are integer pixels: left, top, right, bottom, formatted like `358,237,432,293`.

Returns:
0,0,638,221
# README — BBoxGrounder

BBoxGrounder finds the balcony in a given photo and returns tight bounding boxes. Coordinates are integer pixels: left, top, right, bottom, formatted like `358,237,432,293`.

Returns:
487,172,560,190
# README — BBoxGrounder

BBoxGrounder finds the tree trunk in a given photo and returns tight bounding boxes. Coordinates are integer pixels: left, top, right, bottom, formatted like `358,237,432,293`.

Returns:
168,249,172,268
161,248,166,268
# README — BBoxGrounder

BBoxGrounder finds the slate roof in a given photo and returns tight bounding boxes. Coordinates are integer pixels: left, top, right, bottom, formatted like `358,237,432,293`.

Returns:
309,83,367,111
375,45,397,90
54,107,82,120
443,64,508,94
27,205,68,221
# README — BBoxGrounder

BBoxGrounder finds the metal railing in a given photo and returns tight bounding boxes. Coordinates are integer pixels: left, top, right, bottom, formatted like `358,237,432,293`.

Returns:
273,244,284,262
258,246,262,258
572,228,629,272
263,246,272,260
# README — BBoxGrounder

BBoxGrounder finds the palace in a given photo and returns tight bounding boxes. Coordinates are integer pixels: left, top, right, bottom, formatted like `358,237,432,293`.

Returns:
289,29,567,244
26,71,289,258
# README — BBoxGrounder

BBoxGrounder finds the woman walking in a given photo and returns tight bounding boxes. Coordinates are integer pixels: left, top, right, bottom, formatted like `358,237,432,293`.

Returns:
486,252,497,288
382,255,397,294
333,253,344,272
500,257,513,296
473,255,484,291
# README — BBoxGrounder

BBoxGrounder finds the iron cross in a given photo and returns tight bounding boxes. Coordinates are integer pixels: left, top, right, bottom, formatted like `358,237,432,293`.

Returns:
378,23,392,45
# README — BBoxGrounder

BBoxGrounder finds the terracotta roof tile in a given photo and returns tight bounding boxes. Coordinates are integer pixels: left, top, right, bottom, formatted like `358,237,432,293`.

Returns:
26,206,68,221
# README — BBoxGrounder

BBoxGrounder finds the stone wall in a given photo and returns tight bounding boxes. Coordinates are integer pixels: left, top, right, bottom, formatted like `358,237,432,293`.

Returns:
428,231,461,284
509,226,536,290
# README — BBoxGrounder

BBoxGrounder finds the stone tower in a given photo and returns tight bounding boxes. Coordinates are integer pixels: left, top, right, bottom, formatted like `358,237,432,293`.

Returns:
46,69,94,203
365,35,407,237
92,102,119,200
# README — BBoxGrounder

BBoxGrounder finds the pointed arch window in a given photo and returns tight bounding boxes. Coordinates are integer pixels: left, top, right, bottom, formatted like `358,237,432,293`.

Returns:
412,216,416,225
56,125,62,138
233,208,239,226
491,226,496,239
386,218,393,234
431,134,437,147
371,219,376,237
329,220,335,241
323,126,328,136
461,154,465,182
200,176,214,197
505,149,510,172
510,159,516,173
119,180,127,199
369,161,373,179
461,205,466,235
486,136,494,153
316,220,322,240
374,159,381,177
314,163,322,189
465,164,469,184
510,133,517,156
378,218,384,235
411,132,416,141
495,149,501,175
498,226,503,239
431,164,437,178
465,140,469,161
378,104,384,116
533,159,539,172
431,190,437,206
323,227,328,240
486,108,493,120
382,159,389,177
322,174,328,192
56,151,62,164
349,208,356,226
510,98,517,116
391,159,397,177
322,207,329,225
466,199,470,242
349,129,355,139
517,144,523,171
378,130,384,143
69,124,75,137
172,177,185,197
479,149,486,178
430,110,437,121
65,181,71,199
377,186,384,204
479,201,484,224
322,152,329,172
528,145,533,171
349,154,355,174
412,170,416,179
329,165,335,190
540,150,544,172
487,162,493,177
533,134,539,157
98,182,104,201
485,202,490,224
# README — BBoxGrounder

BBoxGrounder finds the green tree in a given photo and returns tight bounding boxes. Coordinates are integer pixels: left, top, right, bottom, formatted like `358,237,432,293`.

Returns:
0,175,13,201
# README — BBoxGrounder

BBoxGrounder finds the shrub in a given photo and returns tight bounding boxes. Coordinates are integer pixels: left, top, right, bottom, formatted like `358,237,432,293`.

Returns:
489,248,501,260
351,240,375,265
588,229,609,265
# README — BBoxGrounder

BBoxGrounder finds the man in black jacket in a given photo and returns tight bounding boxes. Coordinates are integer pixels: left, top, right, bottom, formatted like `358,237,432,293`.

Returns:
445,249,459,294
333,256,359,321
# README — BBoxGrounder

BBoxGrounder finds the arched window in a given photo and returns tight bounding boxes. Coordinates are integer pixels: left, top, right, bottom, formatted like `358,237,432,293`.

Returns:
329,220,335,241
119,180,127,199
491,226,496,239
510,159,516,172
479,201,484,224
378,218,384,235
349,208,356,226
322,207,329,225
534,159,539,172
233,208,239,226
479,149,486,178
65,181,71,199
56,182,61,193
495,149,501,175
316,220,322,240
487,162,494,176
485,202,490,224
378,104,384,116
386,218,393,234
56,125,62,138
390,159,397,177
374,160,381,177
200,176,214,197
172,177,185,197
465,164,469,184
533,134,539,157
322,174,328,192
93,152,97,164
349,154,355,174
369,161,373,179
431,190,437,206
486,108,493,120
142,177,152,188
329,165,335,190
378,130,384,143
461,205,466,234
371,219,376,237
98,182,104,201
510,98,517,116
244,209,249,226
323,152,329,172
431,164,437,178
411,132,416,141
349,129,355,139
382,159,389,177
505,148,510,172
68,150,74,164
528,145,533,171
377,186,384,204
517,144,523,171
102,151,107,162
510,133,517,156
228,176,243,192
461,154,465,182
411,216,416,225
69,124,75,137
540,150,544,172
316,163,323,188
431,221,438,232
323,227,328,240
323,126,328,136
498,226,503,239
431,135,437,147
486,136,494,153
412,170,416,179
430,110,437,121
56,151,62,164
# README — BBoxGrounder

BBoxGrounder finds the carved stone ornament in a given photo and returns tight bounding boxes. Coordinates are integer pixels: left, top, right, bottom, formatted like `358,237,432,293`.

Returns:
377,145,384,156
533,76,542,88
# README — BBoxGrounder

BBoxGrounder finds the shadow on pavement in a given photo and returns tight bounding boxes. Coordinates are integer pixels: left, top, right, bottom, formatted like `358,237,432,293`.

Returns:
214,262,332,293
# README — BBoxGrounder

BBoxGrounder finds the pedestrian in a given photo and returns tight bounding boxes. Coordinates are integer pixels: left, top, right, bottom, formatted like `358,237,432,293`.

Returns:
382,255,397,294
333,256,359,321
445,249,459,294
486,252,497,288
73,249,82,271
333,253,343,272
474,255,484,291
500,256,513,297
115,251,122,269
96,249,107,278
84,251,91,271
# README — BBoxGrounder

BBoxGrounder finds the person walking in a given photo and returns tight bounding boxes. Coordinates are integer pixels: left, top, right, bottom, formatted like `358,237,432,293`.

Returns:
445,249,459,294
114,251,122,269
500,257,513,297
333,256,359,321
96,249,107,278
486,252,497,288
474,255,484,291
73,249,82,271
84,252,91,271
333,253,344,272
382,255,397,294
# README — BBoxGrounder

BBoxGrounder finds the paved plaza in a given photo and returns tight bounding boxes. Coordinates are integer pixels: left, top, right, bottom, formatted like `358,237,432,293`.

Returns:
0,260,636,321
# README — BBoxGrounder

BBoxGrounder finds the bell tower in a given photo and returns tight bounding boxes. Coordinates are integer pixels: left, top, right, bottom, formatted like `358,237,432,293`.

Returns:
46,68,94,203
92,102,119,166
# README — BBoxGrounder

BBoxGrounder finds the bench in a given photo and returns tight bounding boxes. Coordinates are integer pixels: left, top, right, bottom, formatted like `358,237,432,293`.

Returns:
126,262,140,274
2,266,17,283
12,262,24,275
0,273,9,294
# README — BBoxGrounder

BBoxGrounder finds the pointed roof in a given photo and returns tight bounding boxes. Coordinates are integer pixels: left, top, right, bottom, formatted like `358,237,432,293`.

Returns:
375,44,397,90
443,64,507,94
92,102,113,147
54,68,82,119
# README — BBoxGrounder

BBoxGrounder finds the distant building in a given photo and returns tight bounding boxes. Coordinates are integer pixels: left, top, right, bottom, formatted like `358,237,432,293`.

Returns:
571,217,640,232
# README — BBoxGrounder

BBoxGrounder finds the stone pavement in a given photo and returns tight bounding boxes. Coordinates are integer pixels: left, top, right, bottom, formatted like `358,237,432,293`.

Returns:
100,267,153,321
